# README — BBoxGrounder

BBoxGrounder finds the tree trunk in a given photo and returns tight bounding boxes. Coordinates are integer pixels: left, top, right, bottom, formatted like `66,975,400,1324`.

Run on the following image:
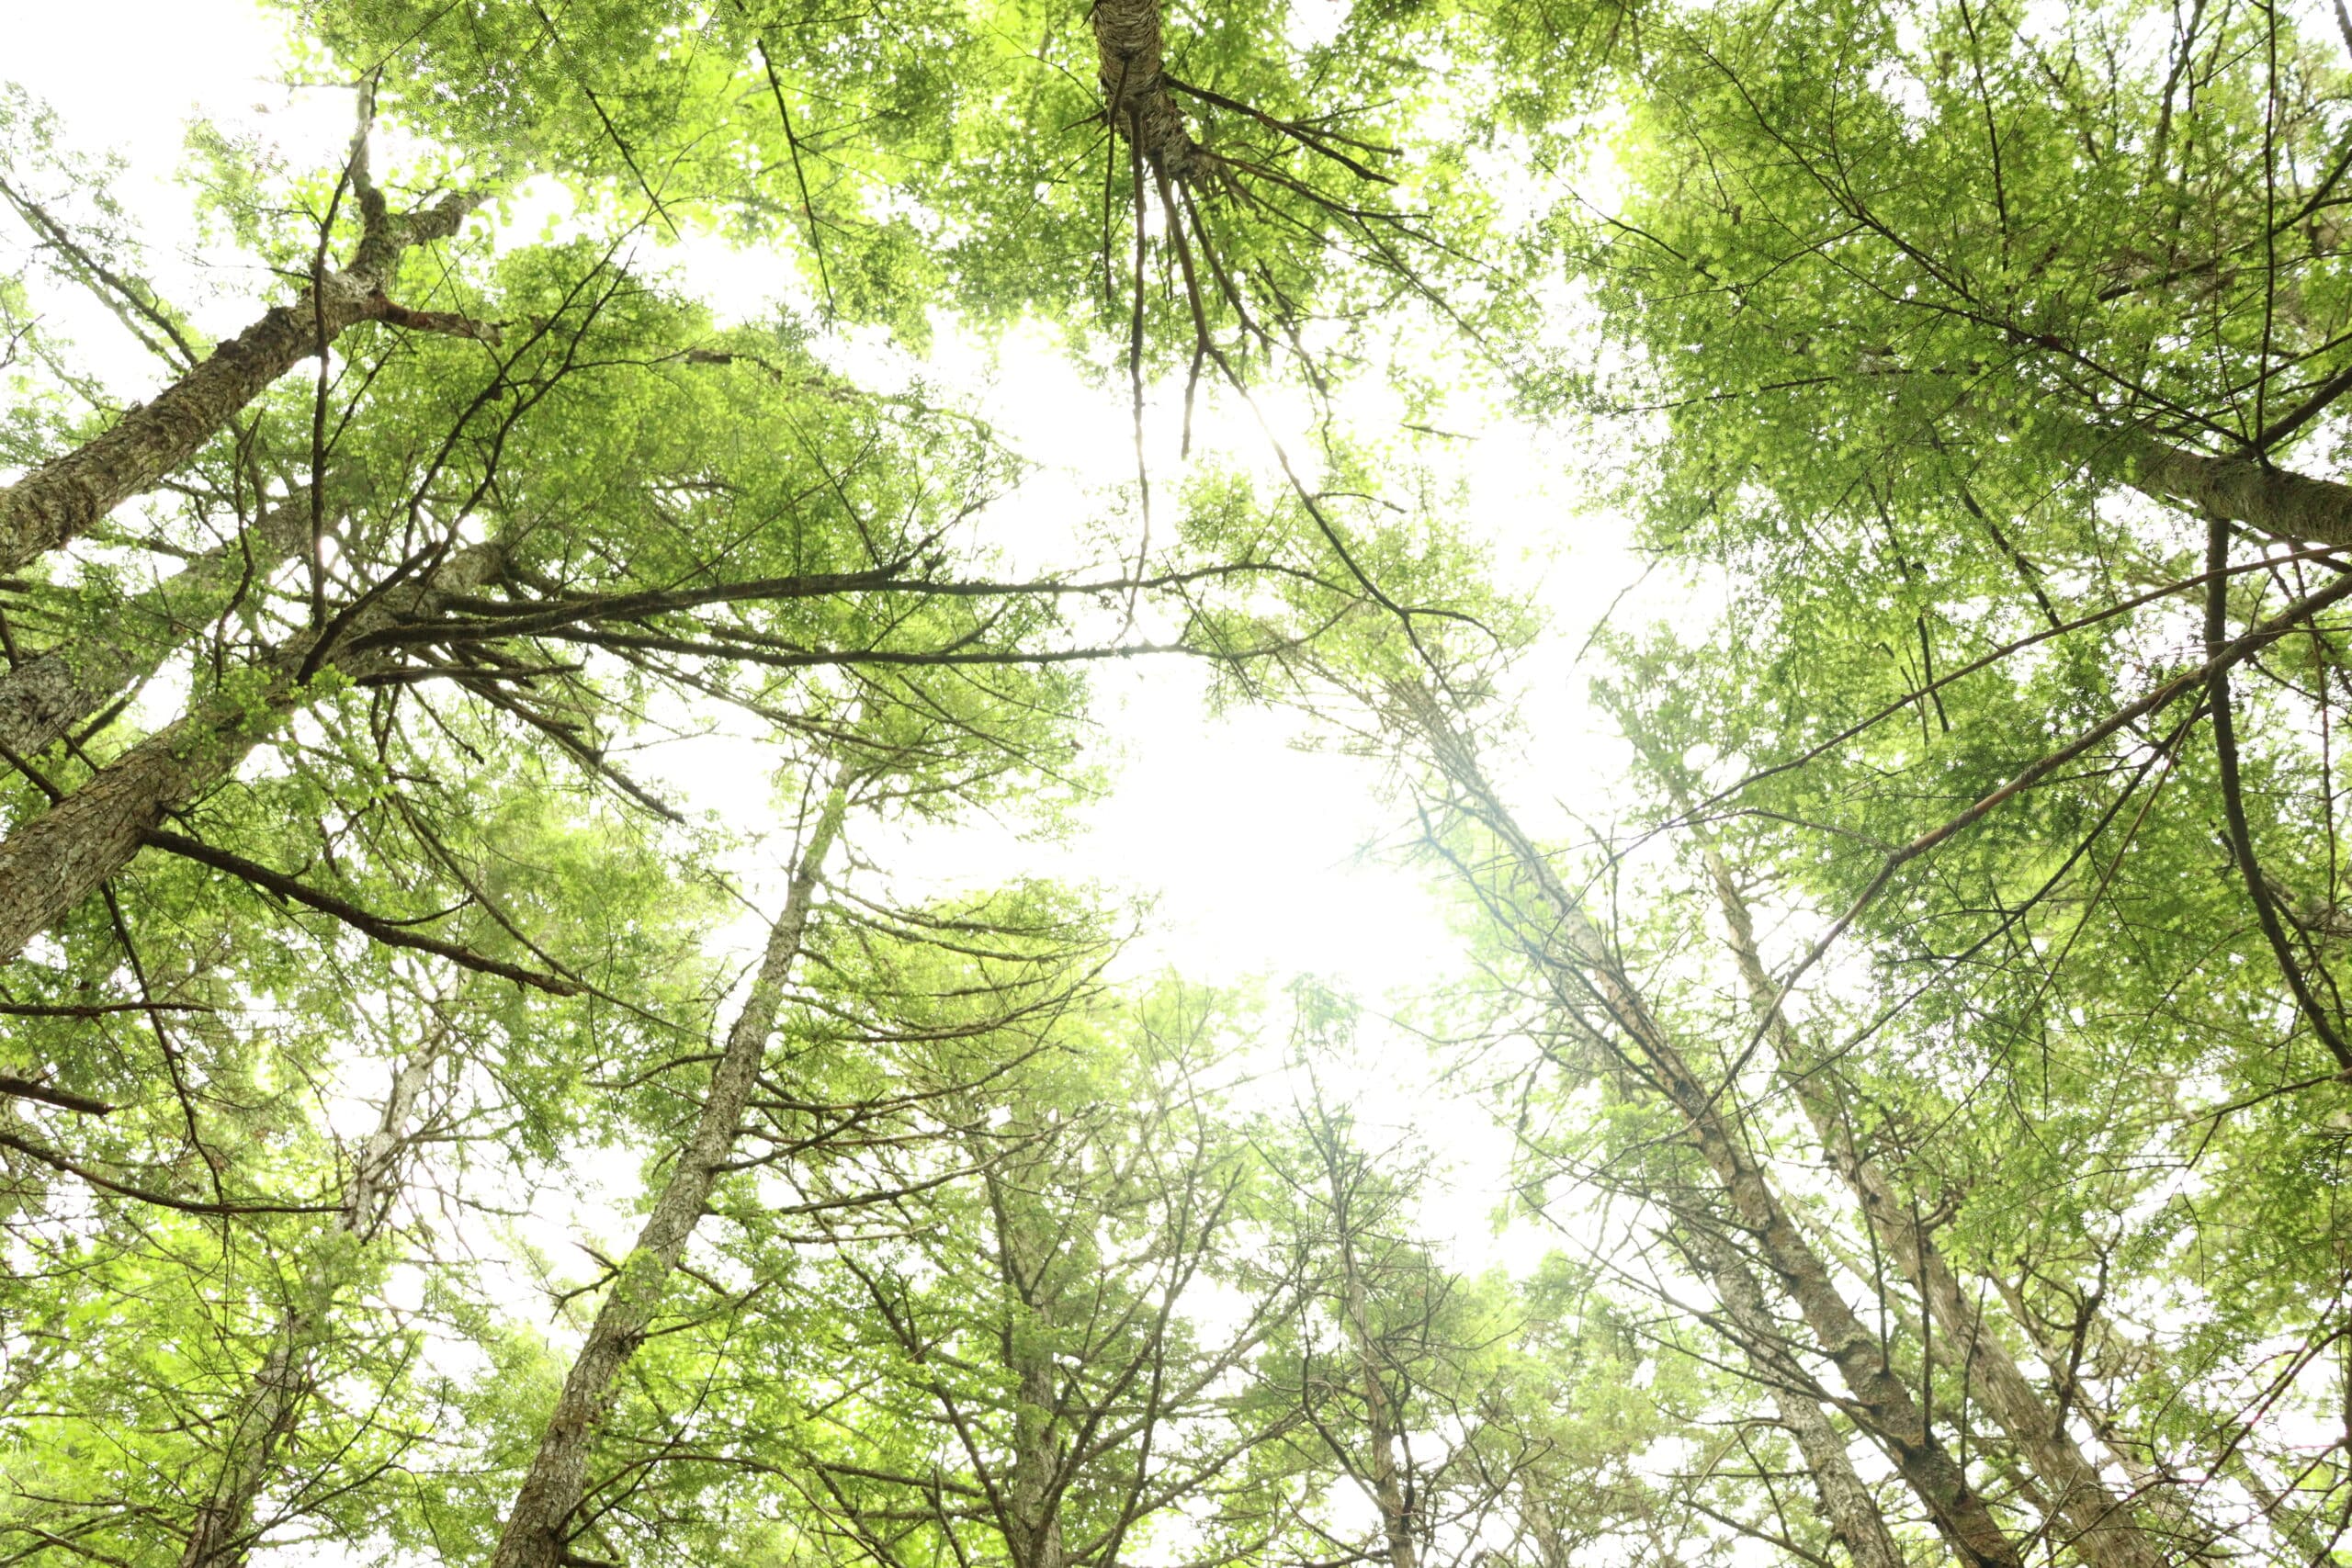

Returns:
996,1179,1069,1568
1406,700,2025,1568
179,1043,436,1568
2223,1447,2338,1563
1091,0,1202,180
1687,1226,1908,1568
0,542,498,963
489,779,849,1568
1984,1275,2222,1562
2096,428,2352,550
0,191,479,573
1319,1151,1417,1568
1680,799,2177,1568
0,496,312,761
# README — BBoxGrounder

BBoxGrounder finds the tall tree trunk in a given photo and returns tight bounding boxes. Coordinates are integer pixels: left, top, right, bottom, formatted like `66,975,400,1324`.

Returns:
0,495,311,761
1678,793,2177,1568
1984,1275,2222,1562
0,180,481,573
0,542,499,963
1315,1136,1418,1568
489,778,849,1568
2094,428,2352,549
1091,0,1202,179
1405,698,2026,1568
2222,1447,2338,1563
179,1042,437,1568
1343,1270,1417,1568
1685,1227,1908,1568
995,1177,1069,1568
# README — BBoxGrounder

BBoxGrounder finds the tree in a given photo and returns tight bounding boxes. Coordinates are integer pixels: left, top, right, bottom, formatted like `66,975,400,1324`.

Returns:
775,981,1295,1568
19,1,2352,1563
1538,0,2352,1089
0,85,488,573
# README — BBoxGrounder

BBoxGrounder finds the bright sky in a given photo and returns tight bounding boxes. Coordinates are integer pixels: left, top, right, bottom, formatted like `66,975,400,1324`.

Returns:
0,1,1656,1274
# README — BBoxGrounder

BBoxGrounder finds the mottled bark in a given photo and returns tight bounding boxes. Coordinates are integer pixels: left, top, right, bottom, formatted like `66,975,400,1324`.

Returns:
1688,1228,1907,1568
2097,429,2352,550
1091,0,1202,179
0,543,497,963
1984,1277,2219,1562
180,1045,436,1568
0,496,311,761
177,1327,311,1568
1408,705,2024,1568
0,188,482,573
1318,1156,1417,1568
1684,812,2175,1568
489,783,848,1568
1637,1010,2018,1568
997,1180,1069,1568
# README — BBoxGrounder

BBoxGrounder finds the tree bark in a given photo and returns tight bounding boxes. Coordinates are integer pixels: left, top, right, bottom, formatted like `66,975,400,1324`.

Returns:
0,189,481,573
179,1043,436,1568
2222,1447,2337,1563
1091,0,1202,179
1984,1275,2222,1562
0,496,312,761
1406,699,2025,1568
1317,1135,1418,1568
1679,798,2177,1568
2096,428,2352,550
488,779,848,1568
995,1174,1069,1568
1687,1227,1908,1568
0,542,498,963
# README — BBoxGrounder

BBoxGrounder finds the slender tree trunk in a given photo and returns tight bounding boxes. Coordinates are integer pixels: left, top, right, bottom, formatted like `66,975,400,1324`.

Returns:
1626,998,2019,1568
0,496,312,761
1984,1276,2222,1562
179,1043,436,1568
2095,428,2352,550
1679,798,2177,1568
1316,1145,1418,1568
489,779,849,1568
996,1181,1069,1568
1342,1268,1417,1568
0,189,481,573
1686,1227,1908,1568
0,542,498,963
1406,699,2025,1568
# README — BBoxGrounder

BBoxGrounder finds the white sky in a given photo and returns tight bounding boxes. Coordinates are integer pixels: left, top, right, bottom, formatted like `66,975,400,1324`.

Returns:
0,0,1657,1280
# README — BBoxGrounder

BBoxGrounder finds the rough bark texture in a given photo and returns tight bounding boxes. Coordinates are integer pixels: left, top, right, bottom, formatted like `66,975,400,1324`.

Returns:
180,1046,435,1568
996,1178,1069,1568
1687,821,2176,1568
1688,1228,1907,1568
489,784,848,1568
0,497,311,761
177,1329,310,1568
1091,0,1202,179
2098,429,2352,549
1346,1272,1417,1568
0,191,479,573
0,544,498,963
1409,704,2024,1568
1985,1277,2220,1562
1320,1158,1418,1568
1627,998,2020,1568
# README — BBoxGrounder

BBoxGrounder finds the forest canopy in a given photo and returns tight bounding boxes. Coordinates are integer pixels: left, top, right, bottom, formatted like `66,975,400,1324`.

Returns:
2,0,2349,1565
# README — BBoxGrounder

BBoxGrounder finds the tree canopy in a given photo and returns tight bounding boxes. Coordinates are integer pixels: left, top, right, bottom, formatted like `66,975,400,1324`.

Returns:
4,0,2350,1564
